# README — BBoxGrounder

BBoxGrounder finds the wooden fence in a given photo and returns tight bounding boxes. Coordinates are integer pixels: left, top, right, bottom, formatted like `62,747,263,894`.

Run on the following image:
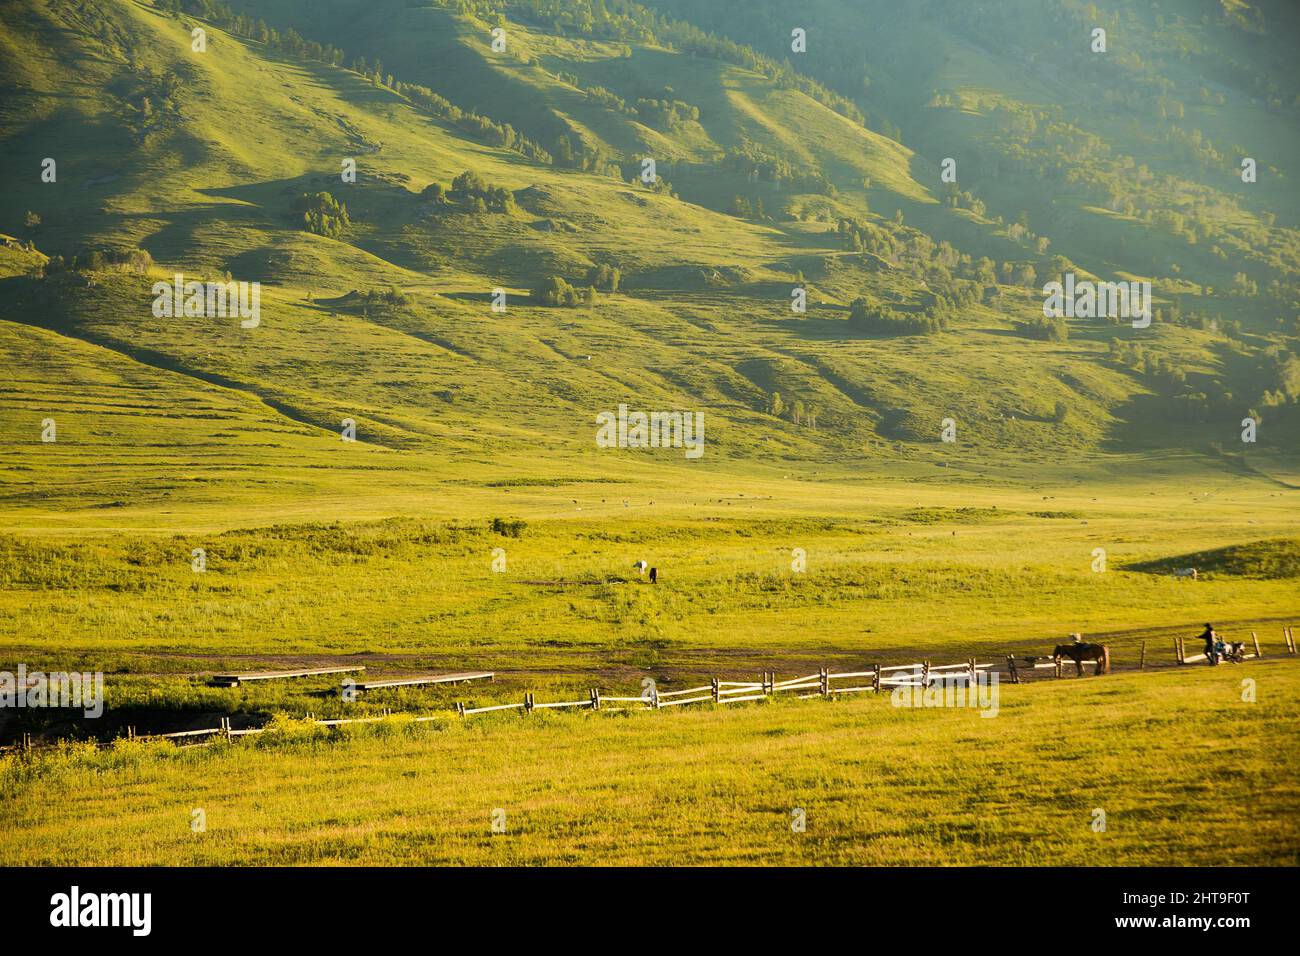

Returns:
456,657,995,717
4,627,1295,752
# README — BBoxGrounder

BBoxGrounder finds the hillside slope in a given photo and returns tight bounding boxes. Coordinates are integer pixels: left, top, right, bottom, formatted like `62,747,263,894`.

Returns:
1,0,1297,521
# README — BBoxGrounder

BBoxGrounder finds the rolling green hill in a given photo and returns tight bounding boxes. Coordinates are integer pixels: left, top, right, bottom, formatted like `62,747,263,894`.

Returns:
0,0,1294,509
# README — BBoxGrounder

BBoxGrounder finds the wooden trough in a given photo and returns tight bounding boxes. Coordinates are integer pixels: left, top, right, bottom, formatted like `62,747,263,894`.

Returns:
210,665,365,688
349,672,494,692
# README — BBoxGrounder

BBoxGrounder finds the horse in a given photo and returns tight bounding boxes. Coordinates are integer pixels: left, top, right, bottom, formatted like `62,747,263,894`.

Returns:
1053,642,1110,676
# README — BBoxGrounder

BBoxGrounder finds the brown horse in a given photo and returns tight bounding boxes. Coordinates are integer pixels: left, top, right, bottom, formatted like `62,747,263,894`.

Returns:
1053,643,1111,676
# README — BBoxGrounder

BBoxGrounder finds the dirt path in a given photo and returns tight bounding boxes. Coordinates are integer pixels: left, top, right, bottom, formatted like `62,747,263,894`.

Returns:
4,614,1293,686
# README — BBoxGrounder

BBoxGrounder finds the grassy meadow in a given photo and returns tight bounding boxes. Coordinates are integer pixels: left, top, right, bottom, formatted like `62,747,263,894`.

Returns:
3,662,1297,866
1,0,1298,866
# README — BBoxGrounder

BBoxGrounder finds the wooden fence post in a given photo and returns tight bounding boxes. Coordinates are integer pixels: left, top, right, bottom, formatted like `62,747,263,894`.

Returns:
1286,627,1296,655
455,701,466,717
524,692,534,714
1139,641,1146,670
1054,656,1062,678
968,657,976,683
1252,632,1261,659
589,688,600,711
711,677,719,704
872,663,881,693
1174,636,1184,664
819,667,829,698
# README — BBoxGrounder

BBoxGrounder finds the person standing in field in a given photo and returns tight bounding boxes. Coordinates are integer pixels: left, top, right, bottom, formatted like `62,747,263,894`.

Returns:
1199,624,1218,665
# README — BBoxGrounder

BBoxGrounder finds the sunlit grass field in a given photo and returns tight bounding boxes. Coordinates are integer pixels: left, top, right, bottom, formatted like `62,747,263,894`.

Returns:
3,467,1297,667
2,0,1298,868
3,662,1296,866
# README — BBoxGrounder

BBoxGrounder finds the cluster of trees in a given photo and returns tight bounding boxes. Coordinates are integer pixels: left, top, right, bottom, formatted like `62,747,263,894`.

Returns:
848,296,947,336
1110,332,1298,426
292,192,350,238
764,391,820,428
557,75,629,110
559,75,702,132
1015,315,1069,342
632,96,699,130
721,145,832,195
490,517,527,538
32,247,154,277
118,64,183,141
550,134,620,176
433,171,516,213
1151,303,1243,338
940,183,987,217
532,276,597,306
168,1,347,68
1257,350,1300,415
728,195,770,220
355,287,410,308
397,81,554,165
587,264,621,292
471,0,867,127
836,216,1028,304
963,96,1299,296
1107,340,1186,386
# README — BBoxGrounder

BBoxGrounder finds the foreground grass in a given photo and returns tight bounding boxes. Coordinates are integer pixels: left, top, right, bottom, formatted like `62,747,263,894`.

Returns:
3,662,1296,865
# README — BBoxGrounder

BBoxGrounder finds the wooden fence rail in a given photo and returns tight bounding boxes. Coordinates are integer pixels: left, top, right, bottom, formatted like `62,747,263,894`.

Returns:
7,631,1295,753
210,666,365,688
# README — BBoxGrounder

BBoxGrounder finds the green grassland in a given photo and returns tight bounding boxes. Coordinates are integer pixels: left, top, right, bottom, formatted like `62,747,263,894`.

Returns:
0,0,1297,864
3,662,1297,866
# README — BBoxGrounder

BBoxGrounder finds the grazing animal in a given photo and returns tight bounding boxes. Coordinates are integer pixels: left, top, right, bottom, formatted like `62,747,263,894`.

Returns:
1173,567,1198,580
649,567,658,584
1053,642,1110,676
632,560,647,575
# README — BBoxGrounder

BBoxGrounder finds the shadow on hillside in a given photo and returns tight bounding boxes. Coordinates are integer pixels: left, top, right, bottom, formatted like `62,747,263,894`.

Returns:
1123,537,1300,579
